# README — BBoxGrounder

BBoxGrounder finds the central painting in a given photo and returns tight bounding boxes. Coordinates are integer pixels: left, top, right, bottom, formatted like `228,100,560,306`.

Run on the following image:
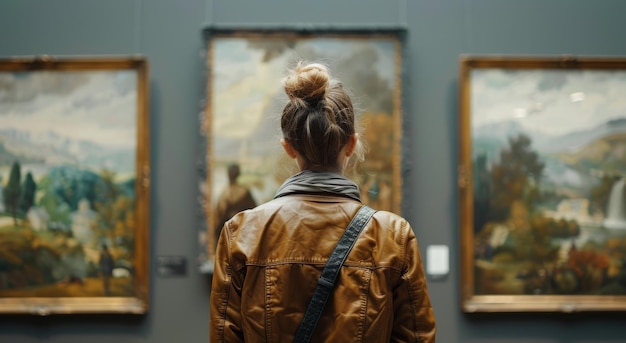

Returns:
198,29,404,272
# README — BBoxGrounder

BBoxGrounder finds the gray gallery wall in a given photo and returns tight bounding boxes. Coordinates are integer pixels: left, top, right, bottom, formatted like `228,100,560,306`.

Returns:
1,0,626,342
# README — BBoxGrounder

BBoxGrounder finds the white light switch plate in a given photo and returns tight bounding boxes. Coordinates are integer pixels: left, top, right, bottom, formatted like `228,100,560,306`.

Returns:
426,245,449,278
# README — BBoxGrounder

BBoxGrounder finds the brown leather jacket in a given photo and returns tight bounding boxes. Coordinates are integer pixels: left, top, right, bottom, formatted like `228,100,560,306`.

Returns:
210,194,436,342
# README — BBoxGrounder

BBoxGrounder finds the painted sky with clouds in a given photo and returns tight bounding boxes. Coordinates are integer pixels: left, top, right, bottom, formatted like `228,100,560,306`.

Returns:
471,69,626,136
0,70,137,149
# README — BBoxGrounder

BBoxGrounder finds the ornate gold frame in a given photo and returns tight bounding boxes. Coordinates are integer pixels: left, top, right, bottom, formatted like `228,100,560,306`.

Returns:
0,57,150,314
459,55,626,312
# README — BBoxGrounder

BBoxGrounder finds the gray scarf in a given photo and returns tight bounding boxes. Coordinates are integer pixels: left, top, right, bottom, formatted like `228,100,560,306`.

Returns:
274,170,361,202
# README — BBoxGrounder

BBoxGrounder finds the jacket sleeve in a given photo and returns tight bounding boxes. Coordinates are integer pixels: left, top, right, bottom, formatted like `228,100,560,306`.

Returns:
391,222,436,343
210,222,245,342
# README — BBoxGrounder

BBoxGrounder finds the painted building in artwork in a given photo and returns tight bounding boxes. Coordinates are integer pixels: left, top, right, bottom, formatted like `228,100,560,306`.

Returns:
27,206,49,231
71,198,97,245
544,198,600,226
556,198,591,221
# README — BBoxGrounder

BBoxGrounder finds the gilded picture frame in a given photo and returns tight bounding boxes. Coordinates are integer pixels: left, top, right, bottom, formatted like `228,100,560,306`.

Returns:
459,56,626,312
198,26,406,273
0,56,150,314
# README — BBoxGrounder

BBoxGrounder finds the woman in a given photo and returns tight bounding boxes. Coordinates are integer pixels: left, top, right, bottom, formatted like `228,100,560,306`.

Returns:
210,62,436,342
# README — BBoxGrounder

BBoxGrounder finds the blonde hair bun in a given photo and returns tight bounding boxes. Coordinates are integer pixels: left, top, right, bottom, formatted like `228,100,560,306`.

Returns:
283,62,330,106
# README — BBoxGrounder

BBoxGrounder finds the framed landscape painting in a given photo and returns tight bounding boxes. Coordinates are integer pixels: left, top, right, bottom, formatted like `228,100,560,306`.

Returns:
198,27,405,273
0,57,150,314
459,56,626,312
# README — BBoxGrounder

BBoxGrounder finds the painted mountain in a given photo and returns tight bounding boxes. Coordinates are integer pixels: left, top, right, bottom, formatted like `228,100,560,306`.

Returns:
0,128,134,177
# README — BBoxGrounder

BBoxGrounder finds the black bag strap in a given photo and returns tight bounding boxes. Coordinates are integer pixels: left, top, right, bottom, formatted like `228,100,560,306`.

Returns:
293,205,377,343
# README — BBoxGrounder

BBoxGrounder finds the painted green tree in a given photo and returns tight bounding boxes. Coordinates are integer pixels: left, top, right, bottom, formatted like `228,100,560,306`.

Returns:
3,161,21,226
19,172,37,216
488,134,545,221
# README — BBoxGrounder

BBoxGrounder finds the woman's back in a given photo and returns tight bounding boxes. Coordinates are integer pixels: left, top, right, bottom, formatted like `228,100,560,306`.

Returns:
210,193,435,342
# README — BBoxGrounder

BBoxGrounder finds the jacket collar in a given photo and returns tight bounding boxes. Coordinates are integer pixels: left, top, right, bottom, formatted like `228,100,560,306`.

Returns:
273,170,361,202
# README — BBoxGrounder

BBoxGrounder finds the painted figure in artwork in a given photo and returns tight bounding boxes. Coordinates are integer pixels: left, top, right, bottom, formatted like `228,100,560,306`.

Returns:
214,163,257,246
99,243,114,296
